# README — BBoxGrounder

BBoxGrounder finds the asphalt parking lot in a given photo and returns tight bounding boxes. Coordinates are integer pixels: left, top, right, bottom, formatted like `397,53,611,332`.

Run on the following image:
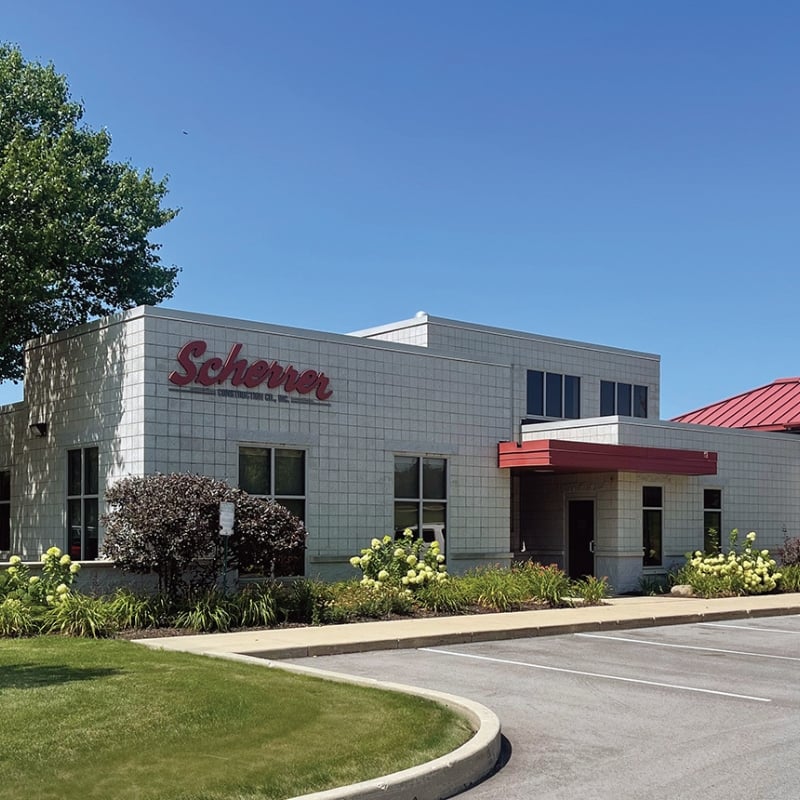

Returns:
286,615,800,800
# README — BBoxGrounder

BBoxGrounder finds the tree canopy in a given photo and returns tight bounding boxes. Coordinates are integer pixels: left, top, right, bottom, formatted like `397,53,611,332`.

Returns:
0,44,179,382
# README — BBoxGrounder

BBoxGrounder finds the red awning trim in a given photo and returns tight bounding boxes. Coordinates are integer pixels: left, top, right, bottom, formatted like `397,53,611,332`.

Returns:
498,439,718,475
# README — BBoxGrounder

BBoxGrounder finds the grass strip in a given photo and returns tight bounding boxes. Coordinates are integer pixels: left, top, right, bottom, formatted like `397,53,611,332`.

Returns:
0,638,472,800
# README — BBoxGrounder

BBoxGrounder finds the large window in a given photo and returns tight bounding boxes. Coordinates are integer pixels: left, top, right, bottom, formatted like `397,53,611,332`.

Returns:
642,485,662,567
527,371,580,419
239,447,306,575
600,381,648,418
394,456,447,551
239,447,306,519
0,471,9,552
67,447,99,560
704,489,722,553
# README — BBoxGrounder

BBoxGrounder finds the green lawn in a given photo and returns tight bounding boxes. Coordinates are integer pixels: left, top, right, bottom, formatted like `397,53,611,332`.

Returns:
0,638,473,800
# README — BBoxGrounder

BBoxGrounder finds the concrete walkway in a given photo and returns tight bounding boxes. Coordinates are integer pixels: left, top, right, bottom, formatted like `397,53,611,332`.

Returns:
134,593,800,800
135,591,800,660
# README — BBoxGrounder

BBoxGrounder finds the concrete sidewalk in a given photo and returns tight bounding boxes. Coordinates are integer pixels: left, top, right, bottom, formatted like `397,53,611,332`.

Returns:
134,591,800,660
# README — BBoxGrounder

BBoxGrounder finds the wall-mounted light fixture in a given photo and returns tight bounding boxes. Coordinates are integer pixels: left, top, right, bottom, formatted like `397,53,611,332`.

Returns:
29,422,47,437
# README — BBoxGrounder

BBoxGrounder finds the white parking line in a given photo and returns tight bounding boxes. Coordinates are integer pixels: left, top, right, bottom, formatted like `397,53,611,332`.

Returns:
575,632,800,662
420,647,771,702
699,622,800,634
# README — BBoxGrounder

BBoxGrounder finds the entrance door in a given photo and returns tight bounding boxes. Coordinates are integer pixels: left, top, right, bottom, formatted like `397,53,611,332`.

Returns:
567,500,594,579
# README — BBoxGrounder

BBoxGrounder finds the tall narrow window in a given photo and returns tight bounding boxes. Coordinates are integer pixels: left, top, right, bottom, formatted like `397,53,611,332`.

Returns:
0,471,10,552
67,447,99,560
642,486,663,566
239,447,306,575
394,456,447,551
704,489,722,553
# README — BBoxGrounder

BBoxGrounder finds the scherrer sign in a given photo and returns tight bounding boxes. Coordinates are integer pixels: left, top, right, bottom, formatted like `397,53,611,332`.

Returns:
168,340,334,401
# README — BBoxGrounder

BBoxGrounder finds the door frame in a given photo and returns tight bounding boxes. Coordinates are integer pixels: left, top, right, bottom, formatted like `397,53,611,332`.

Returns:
566,496,596,579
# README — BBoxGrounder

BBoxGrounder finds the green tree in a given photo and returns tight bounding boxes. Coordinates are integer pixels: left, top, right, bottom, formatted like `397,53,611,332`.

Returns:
0,44,179,382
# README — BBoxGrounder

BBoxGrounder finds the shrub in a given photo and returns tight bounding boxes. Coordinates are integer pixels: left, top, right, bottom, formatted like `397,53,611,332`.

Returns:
102,473,306,600
231,583,279,628
512,561,573,607
349,530,448,592
678,530,781,597
778,564,800,592
315,581,414,624
415,580,469,614
43,593,116,638
0,597,39,636
107,589,171,630
571,575,610,605
778,537,800,566
174,589,235,632
0,548,81,608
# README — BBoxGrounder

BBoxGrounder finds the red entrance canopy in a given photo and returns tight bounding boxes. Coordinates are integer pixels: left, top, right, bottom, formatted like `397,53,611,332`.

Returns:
498,439,717,475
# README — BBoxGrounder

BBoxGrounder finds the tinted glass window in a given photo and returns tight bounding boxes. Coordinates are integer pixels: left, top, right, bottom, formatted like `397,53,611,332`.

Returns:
422,458,446,499
617,383,632,416
545,373,562,417
394,456,419,498
239,447,270,495
526,370,544,416
600,381,615,415
564,376,580,419
643,486,662,507
275,449,305,496
634,385,648,418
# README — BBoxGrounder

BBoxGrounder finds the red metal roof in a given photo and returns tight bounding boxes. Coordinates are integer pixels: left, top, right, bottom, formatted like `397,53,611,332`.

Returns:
498,440,718,475
672,378,800,431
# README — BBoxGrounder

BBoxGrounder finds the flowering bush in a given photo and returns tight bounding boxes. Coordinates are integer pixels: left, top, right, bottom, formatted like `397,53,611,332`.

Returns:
349,529,448,592
0,547,80,607
678,530,781,597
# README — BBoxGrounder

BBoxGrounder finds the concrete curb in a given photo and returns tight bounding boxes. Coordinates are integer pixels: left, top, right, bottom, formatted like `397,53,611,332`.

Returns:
192,650,502,800
238,603,800,660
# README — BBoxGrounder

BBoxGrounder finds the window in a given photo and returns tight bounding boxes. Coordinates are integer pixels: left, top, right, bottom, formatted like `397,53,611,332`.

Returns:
239,447,306,519
704,489,722,553
600,380,648,418
67,447,99,560
239,447,306,575
0,471,9,552
394,456,447,551
642,485,662,566
527,371,580,419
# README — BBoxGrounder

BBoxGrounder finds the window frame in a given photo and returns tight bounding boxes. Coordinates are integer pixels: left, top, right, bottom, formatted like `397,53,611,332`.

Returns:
527,370,581,419
642,485,663,567
238,446,307,519
66,447,99,560
393,455,448,551
703,488,722,553
600,380,648,418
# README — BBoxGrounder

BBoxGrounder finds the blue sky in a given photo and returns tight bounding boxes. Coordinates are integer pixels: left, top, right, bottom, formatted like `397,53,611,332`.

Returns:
2,1,798,418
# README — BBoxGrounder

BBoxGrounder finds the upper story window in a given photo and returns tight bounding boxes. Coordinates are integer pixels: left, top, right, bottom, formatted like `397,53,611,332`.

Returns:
67,447,99,560
0,471,9,552
600,381,648,418
527,370,580,419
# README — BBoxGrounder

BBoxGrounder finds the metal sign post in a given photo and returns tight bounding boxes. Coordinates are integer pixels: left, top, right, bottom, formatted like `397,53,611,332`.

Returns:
219,501,235,594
